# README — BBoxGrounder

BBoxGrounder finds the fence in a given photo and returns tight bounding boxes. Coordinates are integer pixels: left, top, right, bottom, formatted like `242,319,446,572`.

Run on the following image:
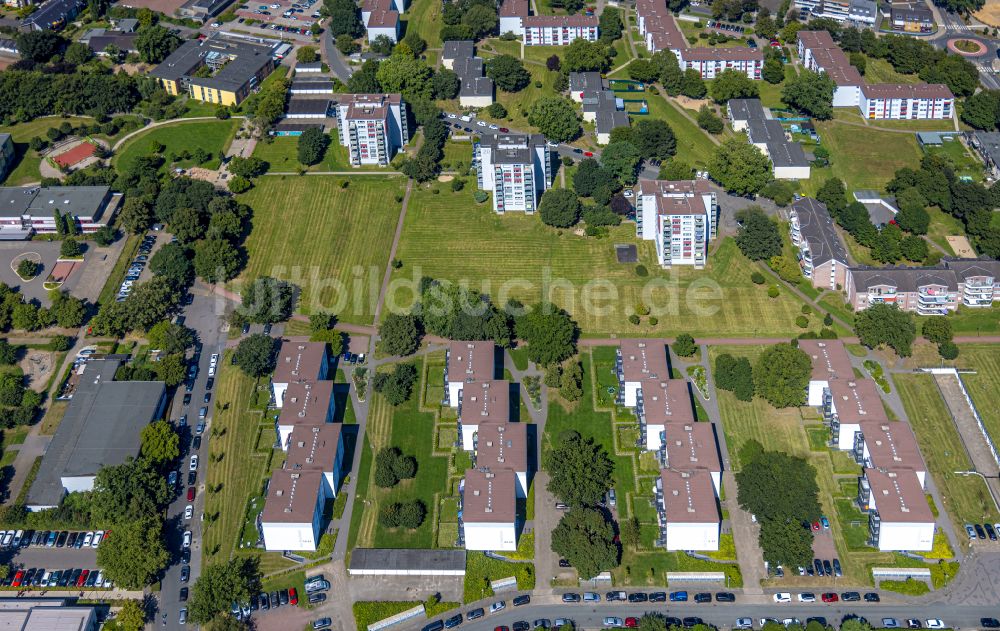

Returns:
924,367,1000,467
367,605,426,631
872,567,931,581
491,576,518,593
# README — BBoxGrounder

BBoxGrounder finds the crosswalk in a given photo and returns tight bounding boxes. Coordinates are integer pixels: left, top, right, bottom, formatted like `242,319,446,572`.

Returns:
946,23,993,32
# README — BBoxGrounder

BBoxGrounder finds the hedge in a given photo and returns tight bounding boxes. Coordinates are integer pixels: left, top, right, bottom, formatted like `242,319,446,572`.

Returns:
463,552,535,604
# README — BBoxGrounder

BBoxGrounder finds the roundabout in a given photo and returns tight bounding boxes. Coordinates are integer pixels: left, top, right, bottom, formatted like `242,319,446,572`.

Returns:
947,38,988,57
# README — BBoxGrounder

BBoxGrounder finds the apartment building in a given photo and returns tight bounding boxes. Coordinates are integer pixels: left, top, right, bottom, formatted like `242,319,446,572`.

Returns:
681,47,762,80
639,380,695,451
271,341,329,406
857,467,934,551
499,0,529,36
361,0,404,42
524,15,599,45
334,93,410,166
797,31,953,120
945,258,1000,307
261,469,326,551
23,0,84,30
845,267,960,315
475,421,528,498
795,0,876,25
788,198,850,290
445,341,498,407
635,180,715,268
462,468,518,550
967,130,1000,179
616,339,670,407
457,380,511,450
726,98,810,179
657,469,720,551
662,423,722,493
276,380,336,448
854,420,926,488
890,2,933,32
150,34,275,106
0,185,121,239
474,134,551,214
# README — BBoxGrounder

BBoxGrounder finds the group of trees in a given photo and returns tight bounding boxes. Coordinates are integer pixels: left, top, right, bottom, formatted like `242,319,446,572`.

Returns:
736,439,821,568
715,342,810,408
0,283,86,335
233,333,278,377
372,362,419,405
781,69,836,120
188,557,262,625
627,50,707,101
442,0,498,40
374,446,418,487
378,499,427,529
854,303,916,357
710,137,773,196
714,353,754,401
921,315,959,359
734,206,782,262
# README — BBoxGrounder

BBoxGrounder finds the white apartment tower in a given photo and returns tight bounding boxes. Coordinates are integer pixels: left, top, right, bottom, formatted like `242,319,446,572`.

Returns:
635,180,715,268
334,93,410,166
474,134,551,214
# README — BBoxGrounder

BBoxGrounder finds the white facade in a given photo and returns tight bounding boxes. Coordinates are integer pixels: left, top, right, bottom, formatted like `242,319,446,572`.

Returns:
871,521,934,552
681,56,761,80
262,510,323,551
860,89,953,120
366,22,399,43
522,17,598,45
334,94,409,166
665,520,720,551
461,94,493,108
773,163,812,181
61,475,96,494
636,181,714,268
463,521,517,551
500,15,523,36
475,135,551,214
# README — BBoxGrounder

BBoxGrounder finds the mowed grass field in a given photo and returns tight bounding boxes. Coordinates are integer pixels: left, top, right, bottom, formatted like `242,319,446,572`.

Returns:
113,119,240,171
1,116,96,185
952,344,1000,452
389,186,812,337
235,177,406,324
895,372,1000,530
645,93,719,169
251,135,385,172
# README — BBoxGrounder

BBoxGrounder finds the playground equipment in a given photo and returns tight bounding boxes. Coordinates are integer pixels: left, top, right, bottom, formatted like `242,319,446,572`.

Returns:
609,79,646,92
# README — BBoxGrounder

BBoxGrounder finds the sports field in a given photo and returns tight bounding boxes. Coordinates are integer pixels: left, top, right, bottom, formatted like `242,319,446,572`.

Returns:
235,177,406,323
1,117,98,185
114,119,240,172
389,186,812,337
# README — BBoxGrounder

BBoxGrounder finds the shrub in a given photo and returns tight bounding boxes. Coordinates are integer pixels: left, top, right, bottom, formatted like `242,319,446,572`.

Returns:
634,265,648,277
648,316,658,326
628,314,640,325
635,303,650,316
673,333,697,357
795,315,809,328
938,341,959,360
767,285,779,298
374,446,418,488
801,305,811,315
473,190,489,203
750,271,765,285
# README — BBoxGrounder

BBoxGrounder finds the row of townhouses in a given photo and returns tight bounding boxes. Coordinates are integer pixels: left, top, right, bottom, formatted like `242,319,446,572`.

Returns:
442,41,496,108
636,0,763,79
798,30,954,120
801,340,934,551
499,0,600,45
617,340,723,552
445,341,530,552
728,98,812,181
263,341,346,552
789,197,1000,314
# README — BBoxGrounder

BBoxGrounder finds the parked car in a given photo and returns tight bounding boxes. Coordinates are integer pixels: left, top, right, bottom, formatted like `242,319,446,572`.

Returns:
561,594,580,603
603,618,624,628
309,593,327,604
694,593,711,604
467,609,485,621
289,588,298,605
513,595,530,606
864,593,880,602
821,593,839,603
772,593,791,603
444,614,463,628
716,592,735,603
797,593,815,603
842,592,861,602
670,591,688,602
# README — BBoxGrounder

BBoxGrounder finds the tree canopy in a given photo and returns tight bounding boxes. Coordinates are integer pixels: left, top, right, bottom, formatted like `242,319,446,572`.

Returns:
545,430,614,507
238,276,296,324
513,303,578,365
752,343,812,408
379,313,422,356
233,333,277,377
551,507,619,579
485,54,531,92
734,206,782,261
188,557,261,624
528,97,581,143
140,420,180,466
709,68,759,104
539,188,582,228
710,138,772,196
855,303,916,357
781,69,836,119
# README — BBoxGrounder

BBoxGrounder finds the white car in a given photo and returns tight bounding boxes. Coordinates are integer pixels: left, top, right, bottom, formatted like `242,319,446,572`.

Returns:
82,532,94,547
94,571,104,587
190,455,199,471
208,365,216,377
183,530,192,548
603,618,623,628
772,593,791,603
210,353,219,365
210,21,221,27
735,619,753,630
796,593,815,603
91,530,104,547
476,121,487,127
185,505,194,520
623,189,634,197
926,621,945,629
447,113,457,119
547,141,559,148
489,601,505,613
488,124,498,130
460,115,471,122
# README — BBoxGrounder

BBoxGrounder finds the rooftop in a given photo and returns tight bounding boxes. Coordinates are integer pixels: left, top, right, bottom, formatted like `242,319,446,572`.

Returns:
859,420,924,471
848,266,959,293
151,35,274,93
285,423,342,472
0,602,96,631
569,71,605,94
943,257,1000,281
683,46,763,61
864,467,934,523
640,381,695,426
596,110,631,134
261,469,324,524
799,339,854,382
747,118,786,145
0,186,111,220
728,98,767,122
791,198,849,268
273,340,327,385
463,468,517,523
499,0,529,17
828,378,889,424
863,82,952,100
523,13,598,27
767,141,810,168
660,469,719,523
448,341,496,383
442,40,475,61
278,380,334,427
654,194,708,217
620,339,670,383
637,179,712,196
287,98,332,115
475,421,528,473
663,423,721,472
459,380,510,424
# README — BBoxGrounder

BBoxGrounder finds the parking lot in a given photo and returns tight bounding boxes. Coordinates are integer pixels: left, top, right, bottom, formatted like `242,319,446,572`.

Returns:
0,529,110,590
233,0,321,30
116,230,170,302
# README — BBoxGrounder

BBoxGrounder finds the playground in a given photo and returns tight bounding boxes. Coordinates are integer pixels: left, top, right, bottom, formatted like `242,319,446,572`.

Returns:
610,79,649,115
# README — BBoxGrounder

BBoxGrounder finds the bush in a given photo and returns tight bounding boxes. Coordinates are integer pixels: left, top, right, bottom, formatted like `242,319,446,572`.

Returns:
767,285,779,298
450,178,465,192
795,315,809,328
473,190,489,204
750,271,765,284
673,333,697,357
374,447,418,488
372,363,419,405
634,265,648,277
379,500,426,529
938,341,959,360
879,579,930,596
60,238,81,258
628,314,640,325
16,259,38,279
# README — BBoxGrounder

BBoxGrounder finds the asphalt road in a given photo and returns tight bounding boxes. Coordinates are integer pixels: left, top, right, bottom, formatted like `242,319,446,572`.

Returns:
927,9,1000,90
156,288,230,631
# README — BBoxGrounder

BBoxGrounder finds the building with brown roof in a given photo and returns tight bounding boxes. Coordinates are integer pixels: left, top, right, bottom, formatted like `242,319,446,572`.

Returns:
639,380,695,450
285,423,345,495
789,198,850,290
855,421,925,487
475,422,528,497
800,339,854,404
662,423,722,491
827,378,889,450
845,266,960,315
272,340,329,405
334,93,410,166
276,380,336,448
657,469,720,551
261,469,327,551
462,469,518,551
858,468,934,551
446,341,498,407
459,381,510,450
617,339,670,406
635,181,715,268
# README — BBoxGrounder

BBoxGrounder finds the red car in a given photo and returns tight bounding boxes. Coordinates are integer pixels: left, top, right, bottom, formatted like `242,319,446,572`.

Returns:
821,593,839,603
499,128,509,133
626,618,639,629
584,151,594,157
289,587,298,605
10,570,24,587
187,487,196,501
76,569,90,587
811,521,821,531
496,627,510,631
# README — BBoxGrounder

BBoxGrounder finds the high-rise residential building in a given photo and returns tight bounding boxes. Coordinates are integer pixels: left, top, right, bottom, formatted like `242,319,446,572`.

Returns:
474,134,551,214
788,198,850,290
334,94,409,167
635,180,715,268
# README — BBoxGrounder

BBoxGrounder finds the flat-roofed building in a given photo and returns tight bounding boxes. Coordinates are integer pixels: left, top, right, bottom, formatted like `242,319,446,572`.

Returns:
445,341,497,407
150,34,275,106
285,423,345,496
639,380,695,451
499,0,529,36
261,469,326,551
845,267,959,315
789,198,849,290
968,130,1000,179
334,93,410,166
727,98,766,131
442,40,475,69
569,71,606,101
286,98,332,119
361,0,401,42
271,341,329,405
0,599,98,630
277,381,336,448
657,469,719,551
616,339,670,407
523,14,599,45
799,338,853,407
453,55,495,108
854,420,925,488
681,46,762,80
462,468,518,550
0,185,121,239
826,378,889,451
858,468,934,551
662,423,722,492
635,180,715,268
475,421,528,498
458,381,510,450
474,134,551,214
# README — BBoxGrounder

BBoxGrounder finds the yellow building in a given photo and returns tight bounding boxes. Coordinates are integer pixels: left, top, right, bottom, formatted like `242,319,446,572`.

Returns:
150,34,275,106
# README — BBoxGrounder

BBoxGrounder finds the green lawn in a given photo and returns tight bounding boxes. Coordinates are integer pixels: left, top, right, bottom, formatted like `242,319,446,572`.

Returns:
646,93,718,168
441,140,473,171
251,135,383,173
466,60,560,135
113,119,240,172
863,58,920,85
480,38,521,58
952,344,1000,454
402,0,443,48
390,186,812,337
925,206,966,255
234,177,406,324
895,372,1000,531
924,140,984,182
1,116,102,185
756,65,796,110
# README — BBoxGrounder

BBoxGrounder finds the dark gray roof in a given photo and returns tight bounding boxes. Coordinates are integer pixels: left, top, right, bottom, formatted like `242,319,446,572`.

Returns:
480,133,546,151
849,0,876,18
87,33,138,53
747,118,785,144
766,141,808,168
287,98,332,115
848,266,959,293
0,38,16,53
291,79,335,92
792,198,848,267
24,0,83,29
0,186,111,220
460,76,494,98
891,3,932,21
180,0,230,17
493,146,533,164
0,134,10,146
27,359,166,507
971,131,1000,165
943,257,1000,281
151,35,273,92
569,72,604,94
295,62,324,72
442,40,474,61
349,548,467,573
452,56,484,79
596,110,631,134
274,121,325,132
582,90,618,114
728,98,766,122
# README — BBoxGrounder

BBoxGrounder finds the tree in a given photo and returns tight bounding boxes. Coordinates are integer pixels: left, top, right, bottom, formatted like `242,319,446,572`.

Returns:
486,102,508,119
514,304,578,365
920,54,979,98
961,90,1000,131
600,141,641,185
374,446,417,487
781,69,835,119
323,0,363,38
715,353,754,401
170,206,207,244
60,238,81,258
900,234,927,262
620,516,641,549
147,320,195,355
681,68,707,99
93,225,116,246
922,315,953,345
154,353,187,387
233,333,277,377
573,159,616,197
227,176,252,194
627,59,659,83
97,516,169,589
348,59,382,93
296,45,318,62
673,333,697,357
376,52,433,102
753,343,811,408
761,180,794,207
296,128,328,166
659,160,694,180
372,362,418,405
16,30,65,63
735,206,782,261
855,303,916,357
140,420,180,466
896,188,930,234
551,508,618,579
150,242,194,288
119,198,153,234
335,33,358,55
710,137,772,196
632,118,676,161
114,600,147,631
16,259,38,279
485,55,530,92
461,4,498,38
710,68,759,104
188,557,261,624
849,51,867,75
546,431,614,507
528,97,581,143
194,238,241,283
697,105,724,134
938,340,959,360
238,276,295,324
402,30,426,56
379,312,422,356
538,189,582,228
92,457,171,523
432,68,460,100
598,6,623,43
135,25,180,63
65,41,93,65
563,38,610,73
762,56,784,84
759,517,814,567
0,341,17,366
227,156,267,180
